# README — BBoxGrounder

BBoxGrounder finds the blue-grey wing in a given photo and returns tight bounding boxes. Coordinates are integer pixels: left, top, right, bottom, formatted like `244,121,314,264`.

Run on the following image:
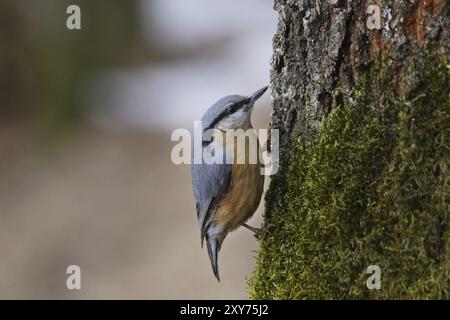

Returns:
191,160,231,246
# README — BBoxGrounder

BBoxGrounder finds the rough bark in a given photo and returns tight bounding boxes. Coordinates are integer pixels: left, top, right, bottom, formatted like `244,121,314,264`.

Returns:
250,0,449,299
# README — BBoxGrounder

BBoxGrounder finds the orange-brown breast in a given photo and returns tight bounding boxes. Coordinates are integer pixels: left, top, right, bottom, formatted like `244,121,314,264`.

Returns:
212,130,265,232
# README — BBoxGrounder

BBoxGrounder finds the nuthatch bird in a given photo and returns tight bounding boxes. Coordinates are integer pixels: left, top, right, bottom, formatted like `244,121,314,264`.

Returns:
191,86,268,281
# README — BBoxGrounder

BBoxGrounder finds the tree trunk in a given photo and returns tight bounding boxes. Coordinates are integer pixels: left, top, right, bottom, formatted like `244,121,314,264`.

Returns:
249,0,449,299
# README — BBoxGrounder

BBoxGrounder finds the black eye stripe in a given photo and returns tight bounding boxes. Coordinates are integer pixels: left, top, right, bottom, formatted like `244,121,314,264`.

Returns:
204,100,249,132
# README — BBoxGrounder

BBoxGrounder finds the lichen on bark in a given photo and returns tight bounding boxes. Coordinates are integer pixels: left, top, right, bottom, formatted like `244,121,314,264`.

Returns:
249,0,449,299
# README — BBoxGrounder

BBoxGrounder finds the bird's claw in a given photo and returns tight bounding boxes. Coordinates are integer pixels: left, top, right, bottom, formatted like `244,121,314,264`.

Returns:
242,223,275,240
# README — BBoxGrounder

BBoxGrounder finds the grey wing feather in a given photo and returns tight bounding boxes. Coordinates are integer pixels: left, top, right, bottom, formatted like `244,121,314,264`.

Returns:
192,161,231,246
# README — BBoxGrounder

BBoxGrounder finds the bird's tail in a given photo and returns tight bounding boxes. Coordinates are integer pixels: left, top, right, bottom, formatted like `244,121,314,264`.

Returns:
206,236,220,281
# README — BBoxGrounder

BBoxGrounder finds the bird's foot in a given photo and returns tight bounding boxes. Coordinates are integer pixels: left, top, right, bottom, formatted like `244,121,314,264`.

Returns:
242,223,274,240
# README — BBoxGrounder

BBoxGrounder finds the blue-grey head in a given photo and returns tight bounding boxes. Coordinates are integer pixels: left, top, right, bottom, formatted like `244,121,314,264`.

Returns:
201,86,269,132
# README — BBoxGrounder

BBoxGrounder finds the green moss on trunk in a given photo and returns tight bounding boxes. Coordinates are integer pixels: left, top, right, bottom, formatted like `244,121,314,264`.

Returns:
249,53,449,299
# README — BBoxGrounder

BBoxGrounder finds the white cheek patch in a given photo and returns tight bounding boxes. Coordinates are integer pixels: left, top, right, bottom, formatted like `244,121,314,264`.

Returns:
218,109,247,129
217,117,236,129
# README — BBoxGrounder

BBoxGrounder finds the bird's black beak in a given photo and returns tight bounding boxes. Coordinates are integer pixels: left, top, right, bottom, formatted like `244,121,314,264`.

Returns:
248,85,269,104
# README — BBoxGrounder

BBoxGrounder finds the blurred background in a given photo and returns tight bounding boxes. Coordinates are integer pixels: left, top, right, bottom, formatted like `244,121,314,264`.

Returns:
0,0,276,298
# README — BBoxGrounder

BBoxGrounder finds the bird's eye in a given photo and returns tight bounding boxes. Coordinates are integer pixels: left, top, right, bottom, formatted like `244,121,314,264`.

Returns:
202,135,215,147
